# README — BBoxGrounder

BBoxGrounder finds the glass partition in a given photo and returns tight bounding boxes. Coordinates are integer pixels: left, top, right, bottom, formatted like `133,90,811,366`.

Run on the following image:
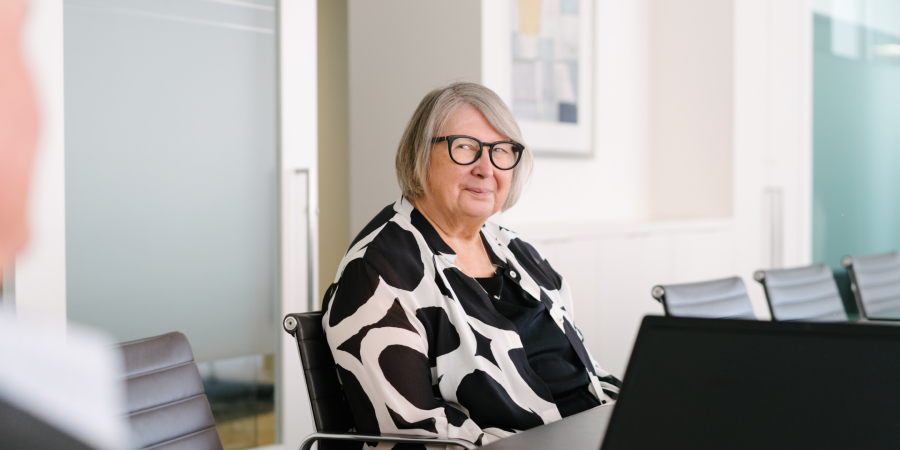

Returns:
64,0,278,447
812,0,900,317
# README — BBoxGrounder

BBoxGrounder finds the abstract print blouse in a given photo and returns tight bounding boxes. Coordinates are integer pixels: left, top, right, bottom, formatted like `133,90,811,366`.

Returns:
321,198,621,447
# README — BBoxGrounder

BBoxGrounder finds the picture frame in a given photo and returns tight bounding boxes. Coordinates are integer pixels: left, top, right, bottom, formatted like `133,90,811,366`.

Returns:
482,0,594,156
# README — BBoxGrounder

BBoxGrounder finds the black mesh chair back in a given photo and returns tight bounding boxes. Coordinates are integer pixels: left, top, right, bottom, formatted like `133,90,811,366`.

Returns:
116,332,223,450
283,312,476,450
754,263,848,322
651,276,757,320
284,312,356,450
844,251,900,320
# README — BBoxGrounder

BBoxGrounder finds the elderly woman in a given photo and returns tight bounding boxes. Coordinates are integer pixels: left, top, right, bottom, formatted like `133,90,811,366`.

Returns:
322,82,620,447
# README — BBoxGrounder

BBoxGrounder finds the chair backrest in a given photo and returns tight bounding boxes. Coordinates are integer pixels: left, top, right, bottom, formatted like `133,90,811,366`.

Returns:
651,276,757,320
283,312,356,436
116,332,223,450
844,251,900,320
754,263,847,322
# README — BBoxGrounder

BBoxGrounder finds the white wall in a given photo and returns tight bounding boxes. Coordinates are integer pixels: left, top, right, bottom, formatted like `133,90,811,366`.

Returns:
649,0,733,220
489,0,654,227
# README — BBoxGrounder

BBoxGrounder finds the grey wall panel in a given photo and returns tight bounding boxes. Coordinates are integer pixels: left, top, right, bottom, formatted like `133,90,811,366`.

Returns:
347,0,482,236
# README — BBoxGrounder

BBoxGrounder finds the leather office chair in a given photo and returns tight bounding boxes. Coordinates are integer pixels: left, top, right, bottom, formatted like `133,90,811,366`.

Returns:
754,264,848,322
282,312,477,450
651,276,757,320
843,251,900,320
116,332,223,450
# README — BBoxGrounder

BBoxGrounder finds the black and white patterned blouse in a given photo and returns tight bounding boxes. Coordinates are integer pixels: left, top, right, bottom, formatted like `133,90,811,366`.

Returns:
322,198,621,447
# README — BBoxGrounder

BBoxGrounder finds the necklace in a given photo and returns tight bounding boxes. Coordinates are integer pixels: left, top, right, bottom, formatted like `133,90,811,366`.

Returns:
413,206,498,278
456,237,497,278
456,238,504,301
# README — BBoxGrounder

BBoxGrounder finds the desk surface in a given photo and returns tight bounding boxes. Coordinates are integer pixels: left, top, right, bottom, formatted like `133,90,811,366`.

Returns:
480,404,613,450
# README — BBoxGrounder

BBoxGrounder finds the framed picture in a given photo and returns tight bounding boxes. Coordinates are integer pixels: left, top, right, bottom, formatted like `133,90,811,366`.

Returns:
482,0,593,156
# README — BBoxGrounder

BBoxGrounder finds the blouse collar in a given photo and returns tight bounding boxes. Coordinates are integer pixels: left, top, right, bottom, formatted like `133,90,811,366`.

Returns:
396,196,508,270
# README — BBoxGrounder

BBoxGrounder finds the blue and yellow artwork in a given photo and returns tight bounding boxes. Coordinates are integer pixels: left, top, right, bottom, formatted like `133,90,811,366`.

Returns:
511,0,580,124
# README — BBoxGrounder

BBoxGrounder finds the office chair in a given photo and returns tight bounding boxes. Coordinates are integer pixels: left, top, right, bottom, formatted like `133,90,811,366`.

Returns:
650,276,757,319
283,312,477,450
116,332,223,450
753,264,847,322
843,251,900,320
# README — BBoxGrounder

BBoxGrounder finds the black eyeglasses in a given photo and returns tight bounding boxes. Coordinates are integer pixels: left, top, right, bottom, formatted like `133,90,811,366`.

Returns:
432,135,524,170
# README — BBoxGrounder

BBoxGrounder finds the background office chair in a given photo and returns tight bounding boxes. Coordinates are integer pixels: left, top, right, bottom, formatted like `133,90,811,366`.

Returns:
843,251,900,320
282,312,477,450
651,276,757,319
116,332,223,450
754,263,847,322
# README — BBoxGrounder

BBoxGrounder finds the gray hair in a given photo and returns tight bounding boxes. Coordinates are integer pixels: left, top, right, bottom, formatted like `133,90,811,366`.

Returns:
395,82,533,211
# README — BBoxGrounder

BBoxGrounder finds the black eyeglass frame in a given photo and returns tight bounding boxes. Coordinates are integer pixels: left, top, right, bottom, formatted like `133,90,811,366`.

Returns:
432,135,525,170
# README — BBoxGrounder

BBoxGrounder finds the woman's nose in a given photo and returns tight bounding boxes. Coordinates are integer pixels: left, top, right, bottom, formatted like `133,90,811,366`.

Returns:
473,147,494,177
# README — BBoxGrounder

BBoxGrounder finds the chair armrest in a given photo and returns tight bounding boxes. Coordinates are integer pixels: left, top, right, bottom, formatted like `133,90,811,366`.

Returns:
299,432,478,450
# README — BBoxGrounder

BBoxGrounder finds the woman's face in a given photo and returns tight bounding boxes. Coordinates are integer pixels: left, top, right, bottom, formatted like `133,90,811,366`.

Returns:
423,106,513,223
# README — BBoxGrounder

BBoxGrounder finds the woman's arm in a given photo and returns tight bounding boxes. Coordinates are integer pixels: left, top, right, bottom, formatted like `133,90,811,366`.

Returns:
323,256,489,447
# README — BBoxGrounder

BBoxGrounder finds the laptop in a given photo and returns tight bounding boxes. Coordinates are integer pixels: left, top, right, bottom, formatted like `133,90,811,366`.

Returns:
601,315,900,450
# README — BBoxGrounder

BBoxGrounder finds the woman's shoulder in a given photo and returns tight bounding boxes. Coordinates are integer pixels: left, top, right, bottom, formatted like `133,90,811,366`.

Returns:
346,204,402,253
343,199,419,253
322,201,428,317
339,200,427,285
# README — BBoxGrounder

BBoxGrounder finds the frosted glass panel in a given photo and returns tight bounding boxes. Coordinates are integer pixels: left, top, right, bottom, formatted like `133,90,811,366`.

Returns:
812,12,900,271
64,0,278,364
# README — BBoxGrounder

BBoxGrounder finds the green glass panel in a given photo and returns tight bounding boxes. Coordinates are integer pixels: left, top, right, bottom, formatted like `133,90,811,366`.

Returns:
813,14,900,271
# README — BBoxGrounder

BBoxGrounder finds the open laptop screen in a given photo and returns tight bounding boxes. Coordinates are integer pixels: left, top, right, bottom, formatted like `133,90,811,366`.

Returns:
601,316,900,450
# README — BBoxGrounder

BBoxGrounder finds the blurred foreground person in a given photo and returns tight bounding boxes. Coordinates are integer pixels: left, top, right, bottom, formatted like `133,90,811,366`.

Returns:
0,3,128,449
0,0,40,277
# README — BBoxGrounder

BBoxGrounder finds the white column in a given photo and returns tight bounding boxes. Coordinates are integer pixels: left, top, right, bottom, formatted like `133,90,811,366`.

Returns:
278,0,318,447
16,0,66,326
733,0,814,318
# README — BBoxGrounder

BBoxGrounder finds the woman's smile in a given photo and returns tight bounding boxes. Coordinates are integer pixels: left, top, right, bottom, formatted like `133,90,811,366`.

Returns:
464,187,493,196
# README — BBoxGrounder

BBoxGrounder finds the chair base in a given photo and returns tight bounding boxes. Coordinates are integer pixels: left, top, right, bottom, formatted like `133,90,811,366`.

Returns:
298,432,477,450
